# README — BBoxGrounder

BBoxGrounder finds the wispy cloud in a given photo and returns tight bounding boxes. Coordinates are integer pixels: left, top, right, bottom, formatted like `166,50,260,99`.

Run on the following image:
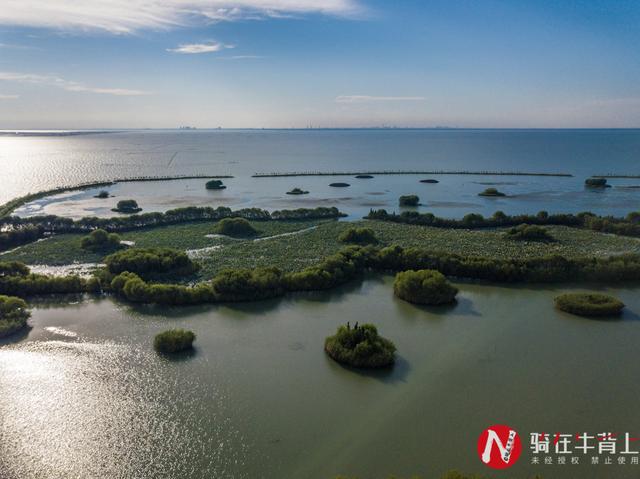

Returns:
335,95,426,103
0,94,19,100
0,1,363,34
167,41,234,54
0,72,150,96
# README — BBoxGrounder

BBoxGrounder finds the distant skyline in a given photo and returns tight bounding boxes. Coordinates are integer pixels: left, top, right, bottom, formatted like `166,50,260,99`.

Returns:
0,0,639,129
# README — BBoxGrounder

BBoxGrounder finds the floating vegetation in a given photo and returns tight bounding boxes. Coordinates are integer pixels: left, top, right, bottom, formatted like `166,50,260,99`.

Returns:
420,179,439,183
554,293,624,317
329,182,350,187
94,190,110,199
478,188,506,197
355,174,374,179
286,187,309,195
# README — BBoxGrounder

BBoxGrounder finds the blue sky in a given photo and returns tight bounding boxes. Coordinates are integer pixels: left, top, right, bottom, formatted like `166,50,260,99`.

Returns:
0,0,639,129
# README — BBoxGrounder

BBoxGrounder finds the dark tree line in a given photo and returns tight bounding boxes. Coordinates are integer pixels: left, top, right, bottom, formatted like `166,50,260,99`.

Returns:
365,209,640,238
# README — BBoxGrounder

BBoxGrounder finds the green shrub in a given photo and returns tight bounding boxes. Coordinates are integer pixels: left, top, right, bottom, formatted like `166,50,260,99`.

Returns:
393,269,458,305
104,247,198,277
503,224,554,242
0,294,30,338
478,188,506,197
80,229,123,251
153,329,196,353
554,293,624,317
399,195,420,206
211,267,284,301
286,187,309,195
94,190,110,199
112,199,141,213
205,179,226,190
212,217,259,237
338,227,378,245
324,323,396,368
585,177,608,187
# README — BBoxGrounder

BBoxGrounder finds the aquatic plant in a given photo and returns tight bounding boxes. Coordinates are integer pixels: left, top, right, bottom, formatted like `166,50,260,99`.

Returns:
205,179,227,190
286,187,309,195
420,179,439,183
399,195,420,206
554,293,624,317
503,224,554,242
324,323,396,368
329,182,350,187
94,190,110,199
80,229,123,252
0,294,30,338
153,329,196,353
112,199,142,213
354,174,374,179
212,217,259,237
338,227,378,245
478,188,506,197
393,269,458,305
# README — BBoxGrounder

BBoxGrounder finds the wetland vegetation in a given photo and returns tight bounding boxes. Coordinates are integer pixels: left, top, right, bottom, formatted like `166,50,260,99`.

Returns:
112,199,142,213
0,294,30,338
393,269,458,305
399,195,420,206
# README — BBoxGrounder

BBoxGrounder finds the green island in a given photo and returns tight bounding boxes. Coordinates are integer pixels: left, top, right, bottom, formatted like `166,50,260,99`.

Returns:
286,187,309,195
478,187,506,197
324,323,396,368
554,293,625,317
399,194,420,206
0,294,31,338
112,199,142,213
154,328,196,353
394,269,458,305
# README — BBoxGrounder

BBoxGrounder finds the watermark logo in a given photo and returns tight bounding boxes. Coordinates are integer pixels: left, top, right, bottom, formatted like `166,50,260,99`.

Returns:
477,424,522,469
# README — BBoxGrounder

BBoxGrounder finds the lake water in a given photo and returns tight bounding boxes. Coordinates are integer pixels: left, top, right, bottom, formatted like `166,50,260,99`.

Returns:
3,129,640,219
3,130,640,478
2,278,640,479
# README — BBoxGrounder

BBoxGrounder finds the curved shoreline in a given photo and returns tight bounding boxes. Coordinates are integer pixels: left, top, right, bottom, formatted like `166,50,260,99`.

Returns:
0,174,234,218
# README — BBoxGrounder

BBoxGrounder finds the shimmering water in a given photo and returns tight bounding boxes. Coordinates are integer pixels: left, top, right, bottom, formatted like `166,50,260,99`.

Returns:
3,129,640,219
2,280,640,479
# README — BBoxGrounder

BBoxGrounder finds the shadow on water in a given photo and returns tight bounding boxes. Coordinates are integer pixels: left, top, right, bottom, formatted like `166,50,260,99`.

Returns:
326,354,411,384
156,347,199,362
0,325,32,346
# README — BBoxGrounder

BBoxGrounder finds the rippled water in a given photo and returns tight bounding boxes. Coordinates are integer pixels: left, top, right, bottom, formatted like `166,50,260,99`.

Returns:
2,280,640,478
3,129,640,219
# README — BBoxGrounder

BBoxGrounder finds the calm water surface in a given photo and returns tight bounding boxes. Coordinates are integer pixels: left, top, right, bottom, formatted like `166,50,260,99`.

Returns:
3,129,640,219
2,278,640,479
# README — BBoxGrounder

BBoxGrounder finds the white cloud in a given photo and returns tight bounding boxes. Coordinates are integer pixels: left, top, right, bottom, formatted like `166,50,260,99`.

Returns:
0,72,150,96
0,94,19,100
167,41,234,54
335,95,426,103
0,1,363,34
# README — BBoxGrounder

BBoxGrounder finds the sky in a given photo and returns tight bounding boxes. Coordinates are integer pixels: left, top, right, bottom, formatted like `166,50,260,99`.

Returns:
0,0,639,129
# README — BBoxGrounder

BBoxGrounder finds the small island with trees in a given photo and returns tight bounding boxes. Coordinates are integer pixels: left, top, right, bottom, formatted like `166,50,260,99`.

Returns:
205,179,227,190
324,323,396,368
0,294,31,338
478,187,506,197
399,195,420,206
554,293,625,317
154,328,196,353
394,269,458,305
286,187,309,195
112,199,142,213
